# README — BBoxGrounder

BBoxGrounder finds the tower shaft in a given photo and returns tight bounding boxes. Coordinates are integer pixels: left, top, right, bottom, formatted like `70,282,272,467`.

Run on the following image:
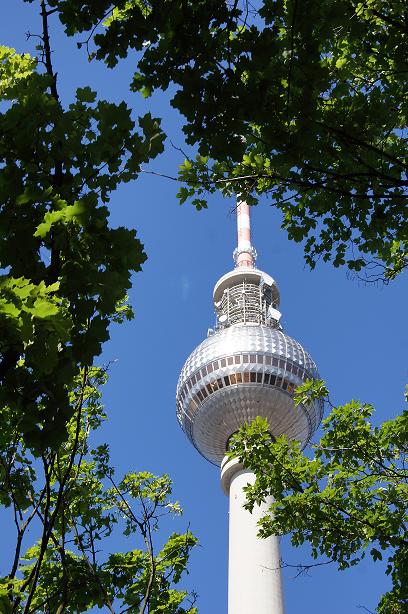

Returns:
221,457,285,614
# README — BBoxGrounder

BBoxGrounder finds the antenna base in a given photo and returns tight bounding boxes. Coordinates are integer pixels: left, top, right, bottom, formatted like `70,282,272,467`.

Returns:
233,245,257,268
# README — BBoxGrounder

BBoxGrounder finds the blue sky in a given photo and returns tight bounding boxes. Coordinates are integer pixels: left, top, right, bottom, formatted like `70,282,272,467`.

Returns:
1,2,407,612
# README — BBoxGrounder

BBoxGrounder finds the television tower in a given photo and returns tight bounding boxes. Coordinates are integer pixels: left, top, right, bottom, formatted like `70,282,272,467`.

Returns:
176,202,323,614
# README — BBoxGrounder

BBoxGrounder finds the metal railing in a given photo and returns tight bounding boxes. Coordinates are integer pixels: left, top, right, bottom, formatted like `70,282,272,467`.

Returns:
218,281,272,325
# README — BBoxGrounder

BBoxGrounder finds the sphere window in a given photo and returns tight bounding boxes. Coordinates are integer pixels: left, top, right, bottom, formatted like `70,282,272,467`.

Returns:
178,365,318,424
179,351,318,419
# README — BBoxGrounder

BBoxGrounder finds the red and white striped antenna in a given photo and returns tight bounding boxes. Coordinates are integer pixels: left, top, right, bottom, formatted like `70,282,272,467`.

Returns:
233,200,257,268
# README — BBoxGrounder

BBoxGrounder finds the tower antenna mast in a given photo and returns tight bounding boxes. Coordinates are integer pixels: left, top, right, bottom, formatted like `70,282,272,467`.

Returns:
234,200,257,268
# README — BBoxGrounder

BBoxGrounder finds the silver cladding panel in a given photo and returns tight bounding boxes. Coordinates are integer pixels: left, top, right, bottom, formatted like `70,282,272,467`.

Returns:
176,325,323,465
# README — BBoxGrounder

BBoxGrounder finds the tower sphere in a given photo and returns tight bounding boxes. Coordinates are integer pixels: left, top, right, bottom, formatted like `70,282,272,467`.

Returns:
176,204,323,466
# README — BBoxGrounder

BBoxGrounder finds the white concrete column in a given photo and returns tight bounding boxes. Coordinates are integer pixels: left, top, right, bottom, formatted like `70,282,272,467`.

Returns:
221,456,284,614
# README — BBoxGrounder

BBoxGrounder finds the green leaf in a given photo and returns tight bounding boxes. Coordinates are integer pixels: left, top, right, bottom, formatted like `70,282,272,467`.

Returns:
34,200,86,238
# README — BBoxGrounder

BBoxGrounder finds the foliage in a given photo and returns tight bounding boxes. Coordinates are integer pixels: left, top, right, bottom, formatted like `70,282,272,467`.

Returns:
0,366,197,613
0,3,165,449
0,8,197,612
42,0,408,278
229,380,408,614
